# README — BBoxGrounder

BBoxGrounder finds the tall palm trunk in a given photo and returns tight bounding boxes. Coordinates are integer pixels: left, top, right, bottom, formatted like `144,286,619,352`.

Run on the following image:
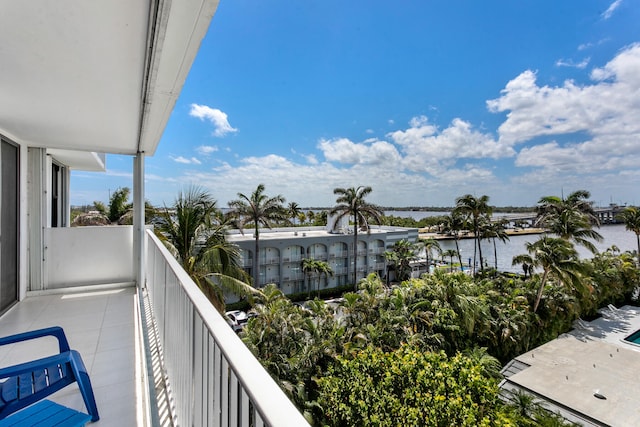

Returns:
353,217,359,286
533,270,549,313
455,237,464,272
472,233,477,273
253,227,260,286
425,252,430,274
475,221,484,273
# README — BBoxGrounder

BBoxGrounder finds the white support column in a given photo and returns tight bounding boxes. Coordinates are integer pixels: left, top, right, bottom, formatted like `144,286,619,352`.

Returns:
133,152,146,288
63,167,71,227
27,148,47,292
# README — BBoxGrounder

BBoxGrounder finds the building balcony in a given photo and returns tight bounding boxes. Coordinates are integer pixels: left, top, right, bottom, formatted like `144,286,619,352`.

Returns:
283,255,304,263
1,227,307,426
282,272,304,282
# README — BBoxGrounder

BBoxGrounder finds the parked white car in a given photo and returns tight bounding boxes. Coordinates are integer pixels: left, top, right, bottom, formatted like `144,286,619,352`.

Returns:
225,310,248,332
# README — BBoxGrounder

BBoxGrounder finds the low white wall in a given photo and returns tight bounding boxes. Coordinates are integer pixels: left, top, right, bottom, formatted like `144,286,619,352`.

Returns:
45,226,134,288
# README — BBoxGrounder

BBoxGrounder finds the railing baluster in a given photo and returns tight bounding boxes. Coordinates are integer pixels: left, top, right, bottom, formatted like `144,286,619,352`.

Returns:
221,358,229,426
213,341,222,425
193,315,204,426
240,389,249,427
230,371,238,426
207,333,215,426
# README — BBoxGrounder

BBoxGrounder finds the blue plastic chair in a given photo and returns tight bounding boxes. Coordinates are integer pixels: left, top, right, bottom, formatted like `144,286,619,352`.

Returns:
0,327,99,422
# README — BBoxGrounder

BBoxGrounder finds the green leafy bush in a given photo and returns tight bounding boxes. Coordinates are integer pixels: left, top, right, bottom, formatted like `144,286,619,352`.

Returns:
316,345,516,426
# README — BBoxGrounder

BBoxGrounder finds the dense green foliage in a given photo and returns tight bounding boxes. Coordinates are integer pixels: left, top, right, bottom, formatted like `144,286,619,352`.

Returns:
107,187,132,222
242,250,639,425
317,346,511,427
381,214,450,229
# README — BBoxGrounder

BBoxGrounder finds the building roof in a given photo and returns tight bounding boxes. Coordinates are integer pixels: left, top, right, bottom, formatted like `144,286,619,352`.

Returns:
226,226,417,243
500,305,640,426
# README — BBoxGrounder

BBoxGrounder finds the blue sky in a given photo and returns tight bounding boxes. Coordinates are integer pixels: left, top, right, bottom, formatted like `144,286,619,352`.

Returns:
72,0,640,208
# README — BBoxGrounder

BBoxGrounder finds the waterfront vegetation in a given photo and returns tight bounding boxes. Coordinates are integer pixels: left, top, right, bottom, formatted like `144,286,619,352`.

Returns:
244,251,639,425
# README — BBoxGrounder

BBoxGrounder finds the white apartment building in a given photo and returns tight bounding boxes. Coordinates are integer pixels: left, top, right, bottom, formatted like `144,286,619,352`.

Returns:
227,225,419,293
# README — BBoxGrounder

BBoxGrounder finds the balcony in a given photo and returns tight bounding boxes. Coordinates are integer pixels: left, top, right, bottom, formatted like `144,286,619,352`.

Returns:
1,227,307,426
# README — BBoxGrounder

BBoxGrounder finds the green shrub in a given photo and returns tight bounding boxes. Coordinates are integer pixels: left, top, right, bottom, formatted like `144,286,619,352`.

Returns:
316,344,516,426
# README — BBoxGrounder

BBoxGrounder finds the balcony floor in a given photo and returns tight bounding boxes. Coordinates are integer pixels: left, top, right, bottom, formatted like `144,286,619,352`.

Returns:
0,287,139,426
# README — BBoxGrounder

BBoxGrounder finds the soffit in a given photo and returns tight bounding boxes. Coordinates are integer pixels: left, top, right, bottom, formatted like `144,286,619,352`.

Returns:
0,0,218,157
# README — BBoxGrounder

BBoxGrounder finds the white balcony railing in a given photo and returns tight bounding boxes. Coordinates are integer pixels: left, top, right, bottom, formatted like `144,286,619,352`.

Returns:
145,230,308,426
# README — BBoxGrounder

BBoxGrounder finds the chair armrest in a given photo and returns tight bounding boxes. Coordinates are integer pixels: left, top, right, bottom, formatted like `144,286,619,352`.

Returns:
0,327,70,353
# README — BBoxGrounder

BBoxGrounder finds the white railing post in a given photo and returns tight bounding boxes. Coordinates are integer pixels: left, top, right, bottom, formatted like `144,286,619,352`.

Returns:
134,152,146,289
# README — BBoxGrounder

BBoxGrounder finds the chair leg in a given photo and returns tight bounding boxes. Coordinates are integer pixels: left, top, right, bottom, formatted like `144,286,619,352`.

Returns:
68,351,100,422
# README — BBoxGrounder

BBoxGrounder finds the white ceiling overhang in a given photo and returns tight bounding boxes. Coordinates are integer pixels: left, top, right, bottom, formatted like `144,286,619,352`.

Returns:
0,0,218,169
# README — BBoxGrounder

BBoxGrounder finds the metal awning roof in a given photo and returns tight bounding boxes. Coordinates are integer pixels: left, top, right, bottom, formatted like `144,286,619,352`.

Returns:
0,0,218,169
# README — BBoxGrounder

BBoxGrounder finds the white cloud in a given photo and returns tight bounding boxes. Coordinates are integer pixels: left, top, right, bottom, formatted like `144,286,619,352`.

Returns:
196,145,219,155
602,0,623,19
578,38,610,51
304,154,319,165
387,116,512,173
172,156,202,165
189,104,238,137
318,137,402,166
556,57,590,69
487,43,640,147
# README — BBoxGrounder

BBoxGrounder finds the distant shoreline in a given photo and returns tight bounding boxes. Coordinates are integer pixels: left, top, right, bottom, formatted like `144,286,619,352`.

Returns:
304,206,537,214
420,228,546,240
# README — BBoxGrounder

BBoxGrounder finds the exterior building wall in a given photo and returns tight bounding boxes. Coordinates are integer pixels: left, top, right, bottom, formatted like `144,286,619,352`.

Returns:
227,226,418,292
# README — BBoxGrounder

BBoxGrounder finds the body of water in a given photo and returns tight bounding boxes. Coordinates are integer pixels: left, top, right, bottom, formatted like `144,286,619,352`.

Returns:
384,211,637,273
435,224,636,273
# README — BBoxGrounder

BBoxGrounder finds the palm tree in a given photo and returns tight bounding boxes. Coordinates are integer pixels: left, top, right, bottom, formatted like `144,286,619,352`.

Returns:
535,189,603,253
228,184,287,286
108,186,132,222
287,201,302,225
155,186,256,312
617,206,640,264
442,249,458,272
301,258,318,297
440,212,466,272
330,186,383,285
384,239,419,282
512,236,584,313
306,210,316,224
453,194,492,274
420,237,442,274
314,260,334,294
482,220,510,272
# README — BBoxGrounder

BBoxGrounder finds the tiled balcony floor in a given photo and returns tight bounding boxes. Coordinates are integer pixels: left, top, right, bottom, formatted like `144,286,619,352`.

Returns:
0,287,139,426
